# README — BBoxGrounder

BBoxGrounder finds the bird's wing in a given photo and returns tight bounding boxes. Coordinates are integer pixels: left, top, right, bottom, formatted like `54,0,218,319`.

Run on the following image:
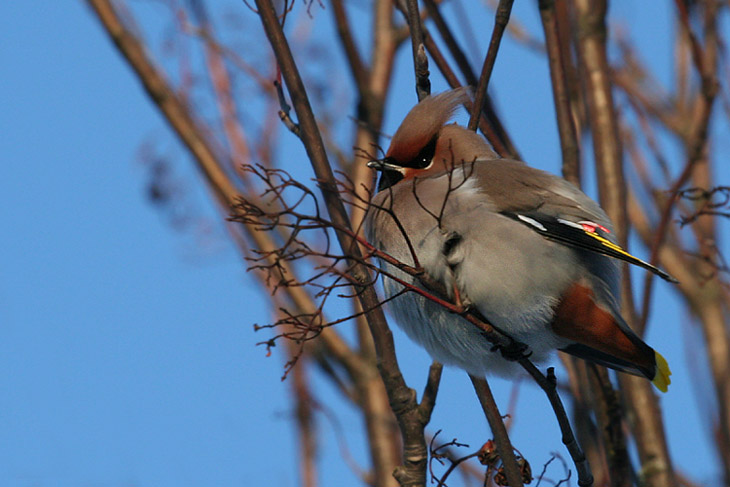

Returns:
499,210,677,283
471,160,677,283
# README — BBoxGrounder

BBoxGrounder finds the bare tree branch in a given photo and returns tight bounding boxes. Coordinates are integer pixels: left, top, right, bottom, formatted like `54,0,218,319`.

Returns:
467,0,513,132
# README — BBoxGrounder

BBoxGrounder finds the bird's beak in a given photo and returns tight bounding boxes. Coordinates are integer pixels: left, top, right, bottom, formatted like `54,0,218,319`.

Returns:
367,158,401,172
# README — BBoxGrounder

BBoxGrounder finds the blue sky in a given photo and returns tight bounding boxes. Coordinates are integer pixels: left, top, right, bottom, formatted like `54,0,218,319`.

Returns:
1,1,727,486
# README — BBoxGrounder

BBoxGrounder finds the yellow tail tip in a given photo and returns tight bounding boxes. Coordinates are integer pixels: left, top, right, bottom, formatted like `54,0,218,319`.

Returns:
652,351,672,393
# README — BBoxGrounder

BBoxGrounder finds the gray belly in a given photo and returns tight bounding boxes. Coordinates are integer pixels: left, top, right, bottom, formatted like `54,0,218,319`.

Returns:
380,266,563,378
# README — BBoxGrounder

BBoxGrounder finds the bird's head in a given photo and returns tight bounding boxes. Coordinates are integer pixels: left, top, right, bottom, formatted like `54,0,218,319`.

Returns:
369,88,497,191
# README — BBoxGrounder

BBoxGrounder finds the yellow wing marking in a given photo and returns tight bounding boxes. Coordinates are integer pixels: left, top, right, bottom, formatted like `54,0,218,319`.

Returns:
584,231,640,261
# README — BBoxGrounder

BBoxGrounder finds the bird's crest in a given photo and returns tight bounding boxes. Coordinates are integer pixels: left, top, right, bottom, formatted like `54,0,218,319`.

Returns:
387,88,471,164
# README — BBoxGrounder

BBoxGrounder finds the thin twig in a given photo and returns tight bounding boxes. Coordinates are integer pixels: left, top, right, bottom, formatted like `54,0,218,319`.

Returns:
518,365,594,487
468,0,514,131
538,0,580,186
405,0,430,100
420,361,443,418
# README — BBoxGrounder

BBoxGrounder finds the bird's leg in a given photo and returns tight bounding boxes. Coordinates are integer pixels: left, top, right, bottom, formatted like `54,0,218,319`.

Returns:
452,281,468,312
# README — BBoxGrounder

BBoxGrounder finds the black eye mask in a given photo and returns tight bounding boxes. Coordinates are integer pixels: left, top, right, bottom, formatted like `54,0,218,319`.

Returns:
404,136,437,169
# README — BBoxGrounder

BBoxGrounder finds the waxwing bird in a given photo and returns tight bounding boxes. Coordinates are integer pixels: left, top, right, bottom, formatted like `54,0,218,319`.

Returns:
364,89,675,392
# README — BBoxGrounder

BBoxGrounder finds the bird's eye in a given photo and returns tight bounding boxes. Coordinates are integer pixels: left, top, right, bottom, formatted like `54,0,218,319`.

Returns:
406,136,437,169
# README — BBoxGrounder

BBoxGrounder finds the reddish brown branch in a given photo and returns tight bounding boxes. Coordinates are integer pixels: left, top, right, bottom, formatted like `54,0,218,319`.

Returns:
330,0,369,97
288,342,318,487
470,376,525,487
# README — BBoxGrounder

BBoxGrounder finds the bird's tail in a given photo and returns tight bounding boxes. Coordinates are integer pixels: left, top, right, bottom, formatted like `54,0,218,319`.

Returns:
652,351,672,393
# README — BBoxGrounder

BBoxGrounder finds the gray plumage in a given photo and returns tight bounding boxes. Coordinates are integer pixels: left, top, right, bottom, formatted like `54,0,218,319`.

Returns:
364,89,672,390
366,159,620,377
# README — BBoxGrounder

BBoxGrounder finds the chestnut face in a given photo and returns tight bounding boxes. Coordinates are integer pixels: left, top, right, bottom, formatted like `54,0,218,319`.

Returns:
372,136,437,191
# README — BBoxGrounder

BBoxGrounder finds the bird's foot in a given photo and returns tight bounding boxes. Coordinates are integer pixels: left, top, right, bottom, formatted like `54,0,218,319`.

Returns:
452,283,473,312
492,340,532,362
